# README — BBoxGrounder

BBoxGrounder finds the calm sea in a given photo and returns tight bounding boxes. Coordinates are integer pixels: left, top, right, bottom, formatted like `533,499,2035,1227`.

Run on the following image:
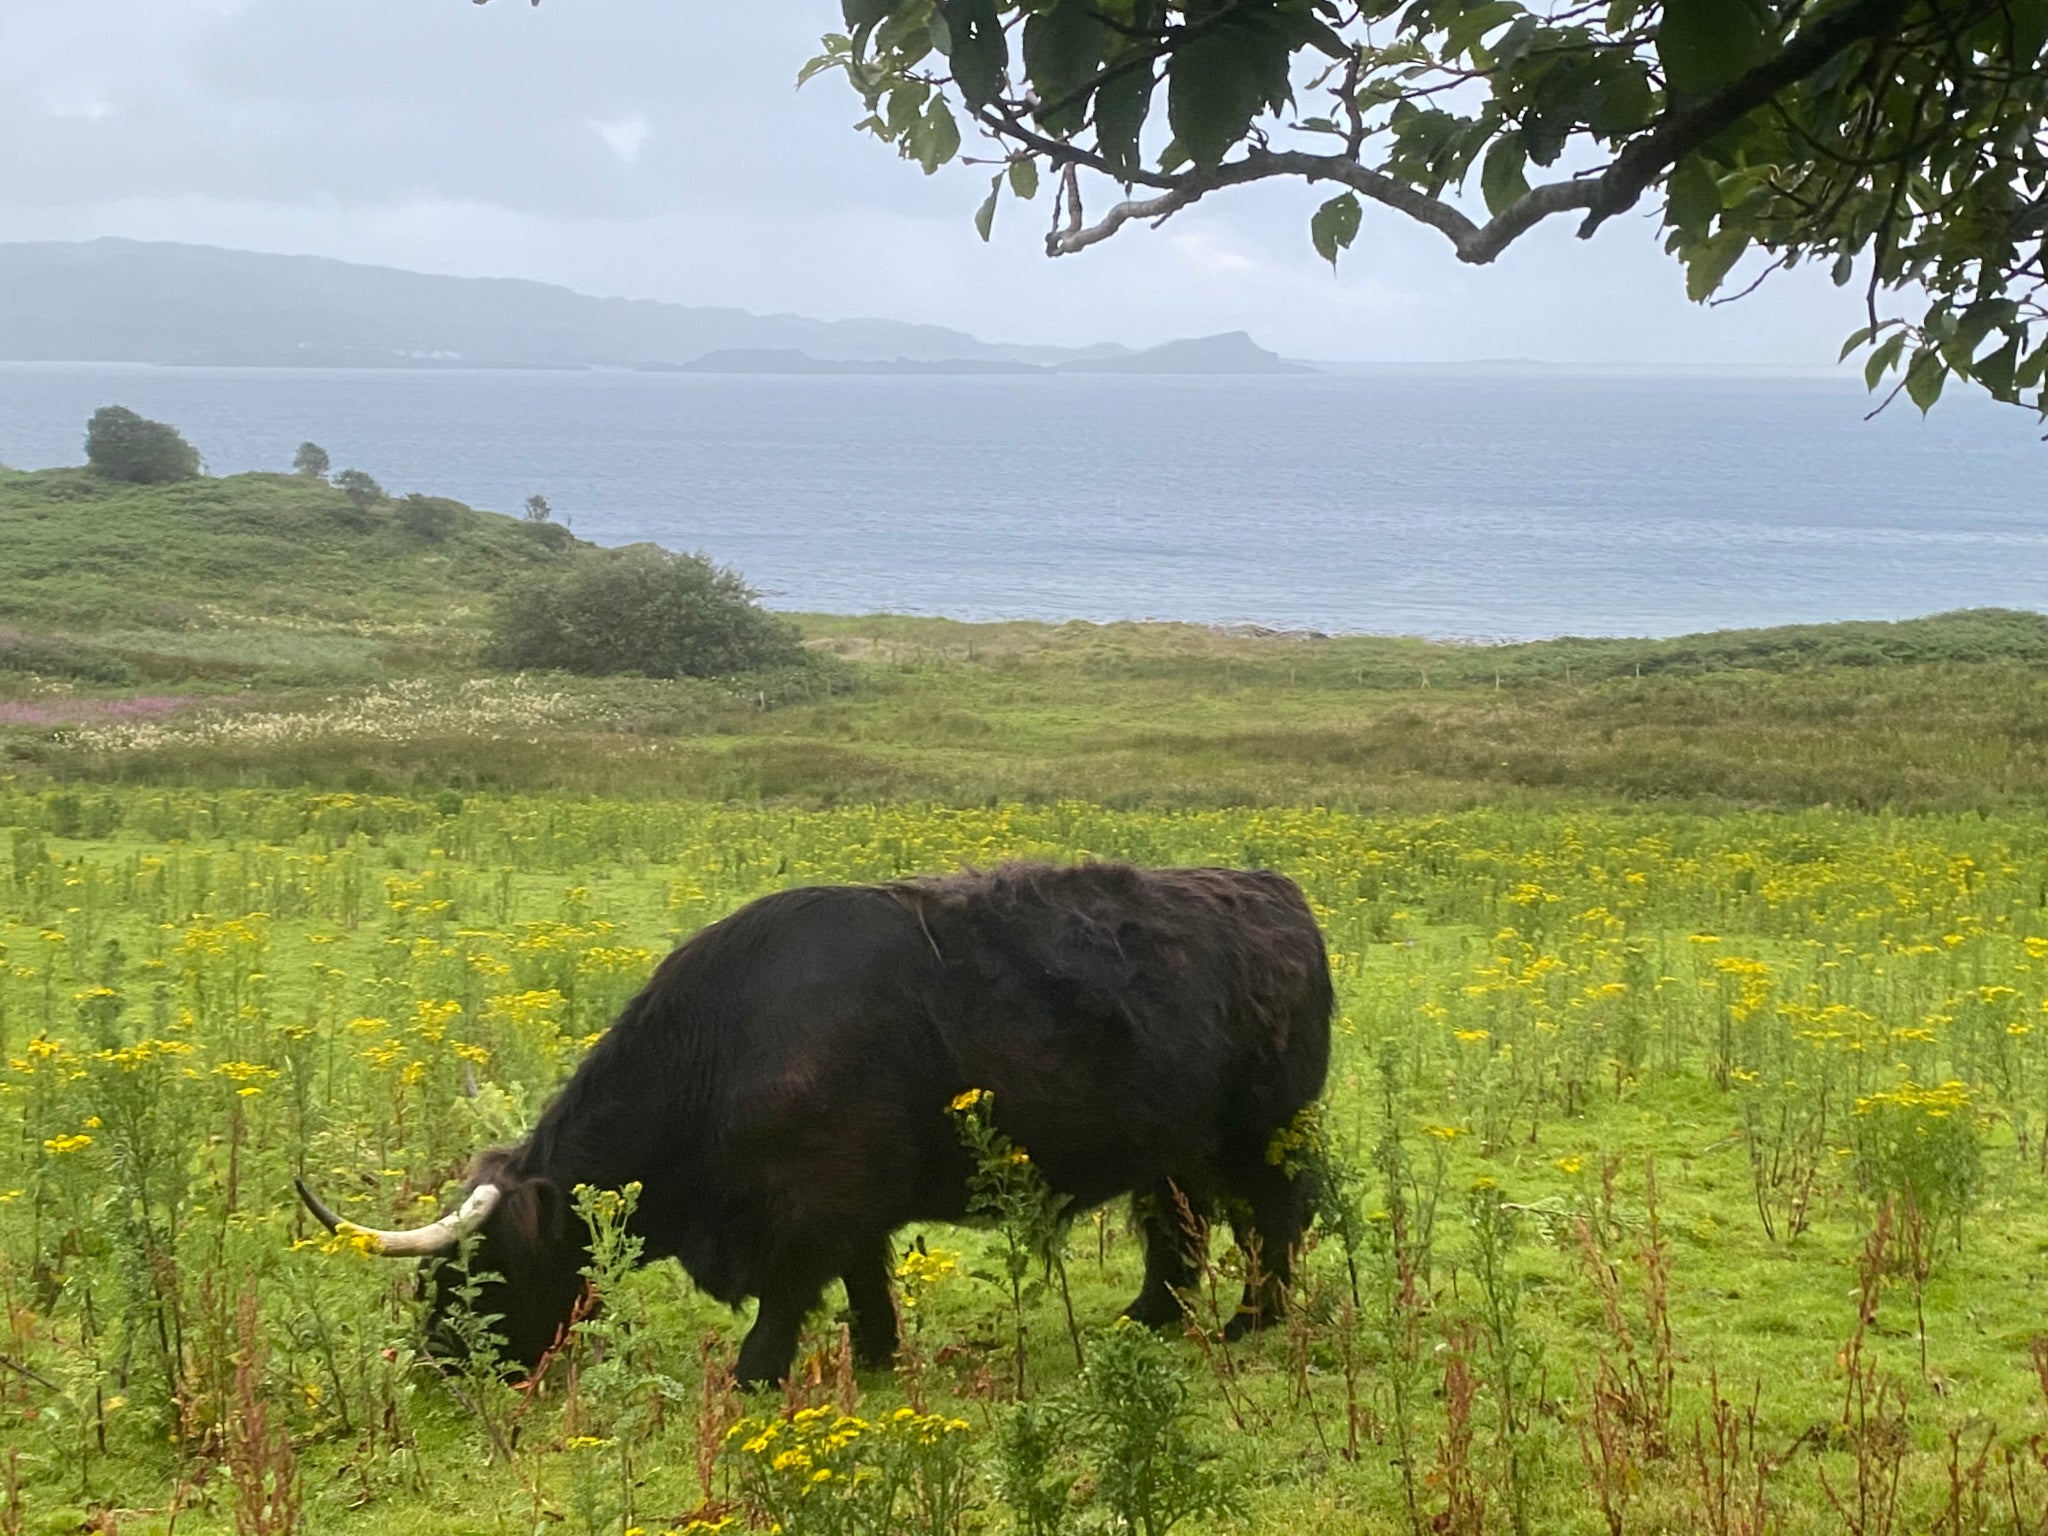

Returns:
1,362,2041,640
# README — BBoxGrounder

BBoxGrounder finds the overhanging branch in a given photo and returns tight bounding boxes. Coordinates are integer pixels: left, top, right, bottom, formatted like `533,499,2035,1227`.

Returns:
1043,0,1913,264
1045,149,1596,263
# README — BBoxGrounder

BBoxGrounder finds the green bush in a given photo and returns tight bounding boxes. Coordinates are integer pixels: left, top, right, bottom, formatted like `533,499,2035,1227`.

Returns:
84,406,201,485
483,547,804,678
331,468,383,508
0,629,137,684
397,493,462,541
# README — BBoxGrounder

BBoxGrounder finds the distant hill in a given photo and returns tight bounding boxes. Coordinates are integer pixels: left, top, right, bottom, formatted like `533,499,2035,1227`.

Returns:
0,239,1118,370
678,332,1314,377
0,241,1316,376
1053,332,1314,375
677,349,1044,376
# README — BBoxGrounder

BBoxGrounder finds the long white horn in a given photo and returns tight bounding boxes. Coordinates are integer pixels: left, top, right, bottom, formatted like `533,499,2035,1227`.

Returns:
296,1178,503,1257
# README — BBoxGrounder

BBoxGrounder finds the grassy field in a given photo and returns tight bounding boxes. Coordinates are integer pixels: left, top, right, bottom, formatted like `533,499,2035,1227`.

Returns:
6,790,2048,1536
7,467,2048,1534
5,465,2048,813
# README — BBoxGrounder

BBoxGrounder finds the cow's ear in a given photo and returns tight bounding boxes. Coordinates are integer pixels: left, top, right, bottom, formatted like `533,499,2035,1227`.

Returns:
504,1175,566,1246
529,1177,569,1244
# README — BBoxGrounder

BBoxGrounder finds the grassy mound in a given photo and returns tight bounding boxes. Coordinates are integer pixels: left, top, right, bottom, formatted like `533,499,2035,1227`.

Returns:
0,467,577,678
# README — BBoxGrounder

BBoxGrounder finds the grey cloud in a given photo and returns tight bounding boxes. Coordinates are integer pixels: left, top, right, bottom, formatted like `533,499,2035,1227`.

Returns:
0,0,1877,366
3,2,933,218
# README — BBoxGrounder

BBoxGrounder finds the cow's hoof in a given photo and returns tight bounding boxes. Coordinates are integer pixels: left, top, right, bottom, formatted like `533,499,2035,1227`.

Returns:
1221,1308,1267,1344
1121,1295,1184,1330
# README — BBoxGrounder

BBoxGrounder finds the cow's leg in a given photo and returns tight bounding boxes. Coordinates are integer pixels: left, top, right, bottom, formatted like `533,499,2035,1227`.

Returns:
1123,1178,1211,1329
841,1240,899,1371
1221,1156,1315,1342
734,1279,824,1389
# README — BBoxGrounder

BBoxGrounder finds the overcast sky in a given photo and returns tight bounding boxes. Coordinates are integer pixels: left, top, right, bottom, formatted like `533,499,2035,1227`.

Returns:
1,0,1879,364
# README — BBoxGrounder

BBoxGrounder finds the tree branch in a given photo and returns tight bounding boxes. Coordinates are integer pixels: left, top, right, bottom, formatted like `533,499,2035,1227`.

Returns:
1045,149,1598,263
1044,0,1913,264
1576,0,1910,236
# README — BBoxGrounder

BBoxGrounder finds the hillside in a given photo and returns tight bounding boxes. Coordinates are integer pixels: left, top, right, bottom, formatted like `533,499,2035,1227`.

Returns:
0,467,579,681
0,239,1116,369
1053,331,1313,374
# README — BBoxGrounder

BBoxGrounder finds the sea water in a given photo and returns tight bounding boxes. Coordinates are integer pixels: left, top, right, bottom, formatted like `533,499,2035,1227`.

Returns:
1,361,2040,639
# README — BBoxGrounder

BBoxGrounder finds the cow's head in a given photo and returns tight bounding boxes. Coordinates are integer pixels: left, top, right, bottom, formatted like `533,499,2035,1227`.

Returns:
296,1149,587,1372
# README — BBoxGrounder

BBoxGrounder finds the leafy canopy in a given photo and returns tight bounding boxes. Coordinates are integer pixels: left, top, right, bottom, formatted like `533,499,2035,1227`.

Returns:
793,0,2048,417
84,406,201,485
483,546,805,678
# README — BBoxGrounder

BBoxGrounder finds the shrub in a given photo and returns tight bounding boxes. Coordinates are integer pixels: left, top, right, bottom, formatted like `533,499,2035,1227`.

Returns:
291,442,330,478
84,406,201,484
397,493,462,541
1069,1322,1240,1536
523,493,552,523
1851,1077,1984,1249
522,520,578,554
332,469,384,510
483,547,804,678
0,629,137,684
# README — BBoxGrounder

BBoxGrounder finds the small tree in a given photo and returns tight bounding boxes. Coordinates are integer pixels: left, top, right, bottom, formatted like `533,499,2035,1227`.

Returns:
523,493,552,523
332,469,384,511
84,406,200,485
484,547,803,678
397,493,461,541
292,441,331,479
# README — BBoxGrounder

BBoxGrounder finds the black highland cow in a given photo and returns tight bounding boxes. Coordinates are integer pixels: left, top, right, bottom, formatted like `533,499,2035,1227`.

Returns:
297,862,1334,1386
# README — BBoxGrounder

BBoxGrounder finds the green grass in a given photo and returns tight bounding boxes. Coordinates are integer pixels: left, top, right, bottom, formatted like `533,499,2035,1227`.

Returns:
7,466,2048,1534
7,792,2048,1536
0,467,572,675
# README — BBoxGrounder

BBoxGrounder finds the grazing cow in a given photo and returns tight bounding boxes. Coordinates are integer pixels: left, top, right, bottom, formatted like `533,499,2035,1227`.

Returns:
296,861,1333,1386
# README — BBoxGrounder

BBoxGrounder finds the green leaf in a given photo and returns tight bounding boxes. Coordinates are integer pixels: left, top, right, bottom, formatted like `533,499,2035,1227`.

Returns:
1837,325,1875,363
1008,157,1040,199
1953,299,2018,358
796,50,843,89
1311,192,1362,267
1490,15,1541,69
2013,0,2048,66
1094,63,1154,179
842,0,893,26
1663,154,1721,238
1168,25,1272,167
975,173,1002,241
1903,347,1946,413
938,0,1007,108
1584,62,1655,135
1975,335,2022,399
1684,228,1750,301
1658,0,1768,97
1024,0,1106,135
1864,332,1906,390
912,96,962,173
1480,134,1529,217
1443,1,1522,61
887,80,930,137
